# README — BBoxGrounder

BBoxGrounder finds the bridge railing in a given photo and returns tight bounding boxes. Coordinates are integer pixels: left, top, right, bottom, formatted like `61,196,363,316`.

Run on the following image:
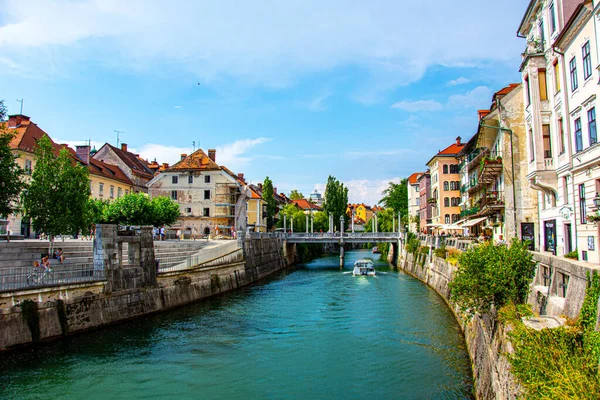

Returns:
0,262,106,293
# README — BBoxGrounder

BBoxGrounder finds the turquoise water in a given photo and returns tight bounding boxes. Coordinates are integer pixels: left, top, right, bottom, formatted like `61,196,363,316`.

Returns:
0,250,473,399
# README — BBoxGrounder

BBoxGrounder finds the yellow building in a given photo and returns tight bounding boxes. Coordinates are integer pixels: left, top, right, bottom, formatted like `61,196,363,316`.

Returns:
247,185,267,232
347,203,374,223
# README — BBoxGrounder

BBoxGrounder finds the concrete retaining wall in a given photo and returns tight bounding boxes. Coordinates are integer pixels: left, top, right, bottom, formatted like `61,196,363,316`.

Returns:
0,237,285,351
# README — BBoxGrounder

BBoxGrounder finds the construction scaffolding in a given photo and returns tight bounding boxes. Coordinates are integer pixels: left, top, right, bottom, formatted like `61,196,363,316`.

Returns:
214,182,239,228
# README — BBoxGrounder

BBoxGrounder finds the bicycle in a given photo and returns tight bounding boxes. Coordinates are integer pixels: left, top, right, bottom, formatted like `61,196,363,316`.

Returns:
27,265,54,287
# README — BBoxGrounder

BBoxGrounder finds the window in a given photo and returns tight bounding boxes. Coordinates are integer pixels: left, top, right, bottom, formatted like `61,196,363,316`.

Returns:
110,186,114,199
542,124,552,158
443,181,449,191
443,165,448,174
588,107,597,145
444,197,450,207
539,20,545,44
99,183,104,196
204,190,210,200
563,177,569,205
118,187,122,198
24,159,32,174
529,129,535,161
125,190,129,195
185,207,192,213
558,273,569,298
445,214,450,224
538,69,548,100
204,175,210,183
172,175,179,184
583,41,592,80
579,184,586,224
188,175,193,184
449,165,458,174
171,190,178,201
558,117,565,154
549,2,556,34
525,75,531,105
452,214,459,223
570,57,578,92
553,60,561,93
575,118,583,152
451,197,459,207
203,208,210,217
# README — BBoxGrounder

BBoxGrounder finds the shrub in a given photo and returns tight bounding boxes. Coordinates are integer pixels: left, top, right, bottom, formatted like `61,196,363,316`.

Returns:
449,239,536,315
565,250,579,260
405,237,420,254
420,245,430,255
434,246,447,259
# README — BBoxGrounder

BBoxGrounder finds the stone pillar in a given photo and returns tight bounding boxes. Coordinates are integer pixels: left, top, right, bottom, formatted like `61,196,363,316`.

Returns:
139,226,157,287
311,213,314,234
93,224,118,273
291,218,294,234
306,214,309,233
340,242,345,268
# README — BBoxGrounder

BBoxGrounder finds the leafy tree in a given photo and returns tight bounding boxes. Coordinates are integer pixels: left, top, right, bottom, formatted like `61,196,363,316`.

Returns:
289,190,305,200
84,198,109,231
103,192,153,226
313,211,328,232
23,136,90,249
449,239,536,315
0,120,26,218
150,196,181,227
323,176,348,224
379,179,408,218
263,176,277,230
277,203,306,232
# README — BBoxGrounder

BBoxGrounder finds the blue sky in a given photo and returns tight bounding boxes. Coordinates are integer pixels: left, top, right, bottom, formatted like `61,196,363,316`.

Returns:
0,0,527,204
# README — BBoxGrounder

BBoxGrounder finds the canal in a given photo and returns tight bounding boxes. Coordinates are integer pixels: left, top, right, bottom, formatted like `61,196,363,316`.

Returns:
0,250,473,399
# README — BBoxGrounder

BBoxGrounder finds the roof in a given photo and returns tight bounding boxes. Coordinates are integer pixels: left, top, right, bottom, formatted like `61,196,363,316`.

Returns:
102,144,154,179
292,199,322,211
553,1,593,50
166,148,222,172
248,184,263,200
63,146,133,186
5,118,64,155
408,172,424,185
426,139,465,166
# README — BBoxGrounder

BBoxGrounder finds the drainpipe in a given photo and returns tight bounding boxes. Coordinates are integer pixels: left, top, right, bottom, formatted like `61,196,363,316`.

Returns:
479,122,517,239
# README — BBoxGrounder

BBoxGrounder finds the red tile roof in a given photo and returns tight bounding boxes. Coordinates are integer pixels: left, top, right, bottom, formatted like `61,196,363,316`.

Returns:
437,142,465,156
104,144,154,179
292,199,322,211
408,172,425,185
167,149,222,172
63,146,133,186
6,118,64,155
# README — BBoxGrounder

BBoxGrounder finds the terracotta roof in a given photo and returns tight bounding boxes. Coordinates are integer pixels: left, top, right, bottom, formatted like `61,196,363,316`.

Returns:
104,144,154,179
5,119,64,155
63,146,133,186
426,138,465,166
408,172,425,185
292,199,322,211
166,148,221,172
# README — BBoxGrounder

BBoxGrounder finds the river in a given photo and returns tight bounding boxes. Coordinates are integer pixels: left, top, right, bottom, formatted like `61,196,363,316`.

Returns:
0,249,473,399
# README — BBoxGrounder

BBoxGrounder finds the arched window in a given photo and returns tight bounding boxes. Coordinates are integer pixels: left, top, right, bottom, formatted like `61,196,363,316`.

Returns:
444,197,450,207
445,214,450,224
443,181,449,191
452,214,459,223
449,182,455,190
443,165,448,174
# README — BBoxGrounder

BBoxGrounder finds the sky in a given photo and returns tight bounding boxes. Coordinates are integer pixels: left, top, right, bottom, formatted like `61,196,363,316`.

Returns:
0,0,528,205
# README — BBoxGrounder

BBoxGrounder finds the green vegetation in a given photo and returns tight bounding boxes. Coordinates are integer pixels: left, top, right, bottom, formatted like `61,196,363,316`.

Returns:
506,273,600,399
289,190,304,200
434,245,447,259
23,136,90,248
87,193,180,227
263,177,277,230
379,179,408,226
0,101,27,218
565,250,579,260
323,175,348,225
296,243,324,262
449,239,536,315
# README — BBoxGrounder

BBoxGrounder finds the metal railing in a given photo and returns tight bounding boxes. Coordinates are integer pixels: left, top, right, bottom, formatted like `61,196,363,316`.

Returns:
0,262,105,293
157,241,242,273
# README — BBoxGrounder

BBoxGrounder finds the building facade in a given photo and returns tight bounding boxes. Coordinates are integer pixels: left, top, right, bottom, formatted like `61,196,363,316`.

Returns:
93,143,155,193
418,171,432,233
407,172,424,233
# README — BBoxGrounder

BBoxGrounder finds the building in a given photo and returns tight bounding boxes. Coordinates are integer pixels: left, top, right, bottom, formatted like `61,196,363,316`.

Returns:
309,189,323,206
291,199,322,214
554,0,599,261
347,203,375,224
517,0,588,256
426,137,465,226
407,172,425,233
418,171,432,233
93,143,155,193
247,183,267,233
147,149,241,237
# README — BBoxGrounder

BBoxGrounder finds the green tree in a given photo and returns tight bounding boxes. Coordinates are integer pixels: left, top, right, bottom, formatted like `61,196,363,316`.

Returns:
0,107,26,218
379,179,408,222
289,190,305,200
449,239,536,315
263,177,277,230
323,176,348,225
150,196,181,227
23,136,90,250
277,203,306,232
313,211,328,232
103,192,153,226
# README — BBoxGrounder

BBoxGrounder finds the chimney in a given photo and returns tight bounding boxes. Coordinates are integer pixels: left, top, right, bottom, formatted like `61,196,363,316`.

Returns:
478,109,490,121
75,145,91,165
456,136,461,144
208,149,216,162
258,183,263,191
121,143,128,152
237,173,244,182
7,114,30,128
274,187,277,194
181,153,187,161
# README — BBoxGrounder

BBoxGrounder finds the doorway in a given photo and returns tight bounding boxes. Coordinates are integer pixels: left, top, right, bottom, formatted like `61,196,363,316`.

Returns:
521,222,535,251
544,220,556,255
564,223,572,254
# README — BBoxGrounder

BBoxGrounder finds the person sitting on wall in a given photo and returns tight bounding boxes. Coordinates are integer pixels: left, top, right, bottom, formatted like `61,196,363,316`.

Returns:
40,254,51,269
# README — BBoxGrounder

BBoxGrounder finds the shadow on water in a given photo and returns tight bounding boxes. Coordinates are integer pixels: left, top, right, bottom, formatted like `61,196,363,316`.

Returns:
0,249,473,400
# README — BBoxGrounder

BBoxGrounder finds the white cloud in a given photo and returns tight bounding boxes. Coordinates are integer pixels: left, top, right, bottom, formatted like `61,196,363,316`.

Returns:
448,76,471,86
0,0,524,93
134,144,192,165
314,177,402,206
53,139,106,152
215,137,271,171
390,100,444,113
307,89,333,111
174,105,183,109
447,86,492,109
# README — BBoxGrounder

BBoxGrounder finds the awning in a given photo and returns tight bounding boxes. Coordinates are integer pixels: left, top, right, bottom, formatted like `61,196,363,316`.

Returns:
441,224,463,231
425,223,442,227
460,217,488,227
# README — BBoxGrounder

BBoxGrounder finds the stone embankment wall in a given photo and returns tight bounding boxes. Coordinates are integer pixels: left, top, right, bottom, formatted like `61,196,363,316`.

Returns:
0,237,284,351
399,251,520,400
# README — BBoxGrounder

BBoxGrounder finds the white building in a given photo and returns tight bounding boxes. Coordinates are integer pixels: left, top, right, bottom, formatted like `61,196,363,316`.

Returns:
407,172,424,233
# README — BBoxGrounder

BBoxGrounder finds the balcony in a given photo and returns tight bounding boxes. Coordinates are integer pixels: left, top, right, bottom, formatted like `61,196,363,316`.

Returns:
477,191,505,216
466,148,490,172
478,155,503,186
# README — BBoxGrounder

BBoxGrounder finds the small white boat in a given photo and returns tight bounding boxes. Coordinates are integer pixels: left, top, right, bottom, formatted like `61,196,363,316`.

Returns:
353,259,376,276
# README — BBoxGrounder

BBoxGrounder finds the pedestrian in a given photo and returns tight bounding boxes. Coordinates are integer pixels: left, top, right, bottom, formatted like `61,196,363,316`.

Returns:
496,235,506,246
160,226,165,241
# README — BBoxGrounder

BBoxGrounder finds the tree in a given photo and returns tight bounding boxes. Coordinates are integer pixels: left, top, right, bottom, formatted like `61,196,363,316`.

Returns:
0,105,26,217
103,192,153,226
23,136,90,249
313,211,328,232
277,203,306,232
323,176,348,224
289,190,305,200
150,196,181,227
379,179,408,215
263,176,277,230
